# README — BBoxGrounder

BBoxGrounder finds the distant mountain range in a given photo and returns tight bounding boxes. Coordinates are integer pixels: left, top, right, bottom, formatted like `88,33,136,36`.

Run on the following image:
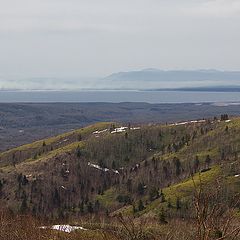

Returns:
1,69,240,91
103,69,240,90
145,86,240,92
105,69,240,82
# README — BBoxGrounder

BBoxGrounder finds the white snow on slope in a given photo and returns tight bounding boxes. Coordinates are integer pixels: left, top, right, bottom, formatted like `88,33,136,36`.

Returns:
88,162,119,174
112,169,120,174
170,119,206,126
51,225,87,233
111,127,128,134
93,126,140,135
88,162,109,172
111,126,141,134
131,127,141,130
93,129,108,134
170,122,188,126
40,225,87,233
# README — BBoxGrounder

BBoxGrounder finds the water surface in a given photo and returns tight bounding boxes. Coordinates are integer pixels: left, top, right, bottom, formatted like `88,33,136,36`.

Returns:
0,90,239,103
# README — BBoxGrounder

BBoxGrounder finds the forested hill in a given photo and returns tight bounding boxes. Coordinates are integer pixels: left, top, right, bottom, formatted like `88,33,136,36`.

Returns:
0,115,240,221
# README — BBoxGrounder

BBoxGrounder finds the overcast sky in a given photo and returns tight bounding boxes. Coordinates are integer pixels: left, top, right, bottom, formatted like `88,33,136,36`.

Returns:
0,0,240,86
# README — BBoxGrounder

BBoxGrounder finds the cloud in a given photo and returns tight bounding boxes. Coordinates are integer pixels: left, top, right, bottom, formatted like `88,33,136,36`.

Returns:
0,0,239,35
0,0,148,33
181,0,240,18
0,0,239,82
5,0,240,34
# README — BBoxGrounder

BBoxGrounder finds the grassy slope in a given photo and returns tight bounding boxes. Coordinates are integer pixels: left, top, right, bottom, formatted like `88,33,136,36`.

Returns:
110,165,222,217
0,122,113,168
160,119,239,163
101,118,240,217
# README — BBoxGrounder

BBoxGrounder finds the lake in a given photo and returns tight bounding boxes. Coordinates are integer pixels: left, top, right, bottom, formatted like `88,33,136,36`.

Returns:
0,90,239,103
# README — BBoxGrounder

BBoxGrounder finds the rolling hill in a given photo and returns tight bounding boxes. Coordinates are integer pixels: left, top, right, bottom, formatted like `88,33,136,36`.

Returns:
1,116,240,222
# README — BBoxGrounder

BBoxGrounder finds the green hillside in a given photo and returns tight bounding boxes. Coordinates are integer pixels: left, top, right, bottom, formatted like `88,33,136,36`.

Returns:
0,117,240,239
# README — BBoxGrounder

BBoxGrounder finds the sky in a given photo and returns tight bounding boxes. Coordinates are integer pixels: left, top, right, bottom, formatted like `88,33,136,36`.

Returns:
0,0,240,89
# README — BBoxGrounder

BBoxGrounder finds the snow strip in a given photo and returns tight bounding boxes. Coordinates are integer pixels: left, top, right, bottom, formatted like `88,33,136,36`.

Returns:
88,162,109,172
88,162,120,174
130,127,141,130
111,127,128,134
40,225,87,233
93,129,108,134
170,120,206,126
93,127,140,134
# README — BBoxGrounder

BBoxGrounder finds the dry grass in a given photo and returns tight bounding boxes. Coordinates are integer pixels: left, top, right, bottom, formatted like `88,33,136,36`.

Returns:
1,208,239,240
0,209,119,240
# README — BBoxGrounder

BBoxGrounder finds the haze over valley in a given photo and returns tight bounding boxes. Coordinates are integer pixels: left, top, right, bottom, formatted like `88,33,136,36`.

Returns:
1,69,240,90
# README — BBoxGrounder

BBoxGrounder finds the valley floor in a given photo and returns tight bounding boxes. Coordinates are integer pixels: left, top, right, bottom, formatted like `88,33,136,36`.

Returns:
1,102,240,151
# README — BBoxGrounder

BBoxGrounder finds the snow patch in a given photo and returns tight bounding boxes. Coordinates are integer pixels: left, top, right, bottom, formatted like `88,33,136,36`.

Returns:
170,122,188,126
112,169,120,174
111,126,141,134
234,174,240,178
111,127,128,134
93,129,108,134
170,119,206,126
41,225,87,233
88,162,120,174
93,126,140,135
88,162,109,172
225,120,231,123
131,127,141,130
